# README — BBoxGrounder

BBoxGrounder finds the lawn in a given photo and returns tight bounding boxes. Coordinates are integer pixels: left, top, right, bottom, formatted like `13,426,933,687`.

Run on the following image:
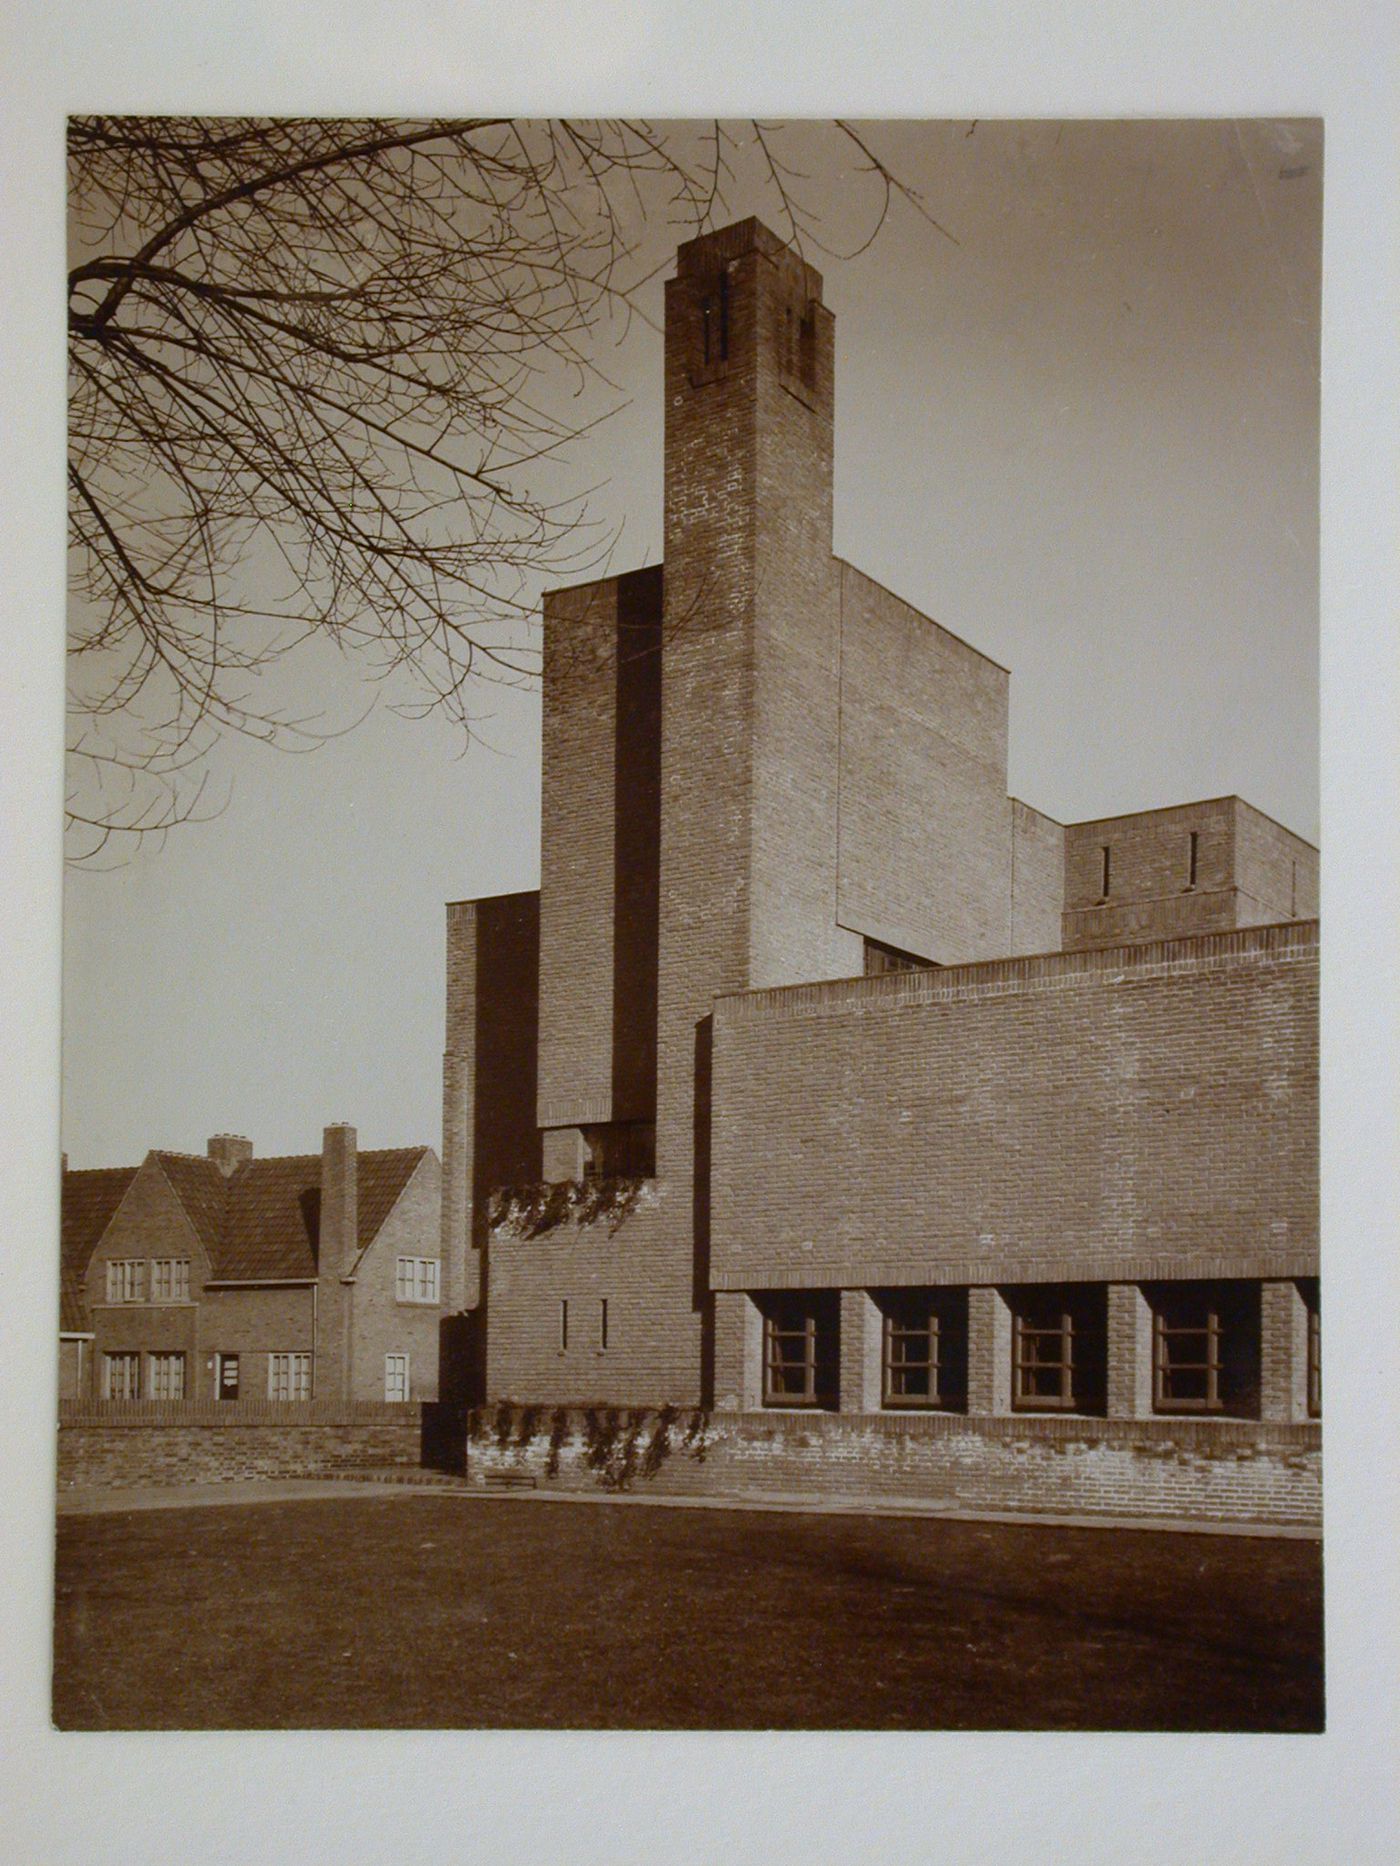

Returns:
52,1496,1323,1730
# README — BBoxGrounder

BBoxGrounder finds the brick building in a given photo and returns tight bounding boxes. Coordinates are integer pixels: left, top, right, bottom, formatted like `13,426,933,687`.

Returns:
61,1126,442,1407
444,216,1319,1520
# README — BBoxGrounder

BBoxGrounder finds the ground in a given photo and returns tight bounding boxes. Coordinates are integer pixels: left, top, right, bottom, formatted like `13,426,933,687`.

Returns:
52,1494,1323,1730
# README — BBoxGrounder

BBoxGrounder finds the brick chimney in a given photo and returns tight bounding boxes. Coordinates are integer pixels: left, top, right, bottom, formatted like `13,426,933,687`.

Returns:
320,1123,359,1276
207,1134,253,1175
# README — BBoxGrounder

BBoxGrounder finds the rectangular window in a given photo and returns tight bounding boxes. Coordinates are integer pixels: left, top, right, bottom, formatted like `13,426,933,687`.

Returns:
150,1258,190,1303
384,1353,409,1402
761,1291,839,1409
880,1289,968,1410
216,1352,240,1401
1303,1279,1321,1418
267,1352,312,1402
105,1259,146,1303
395,1257,439,1304
600,1297,609,1352
103,1351,141,1400
1150,1281,1260,1417
148,1351,186,1401
559,1299,569,1352
1100,845,1111,899
1187,830,1199,888
1011,1285,1107,1414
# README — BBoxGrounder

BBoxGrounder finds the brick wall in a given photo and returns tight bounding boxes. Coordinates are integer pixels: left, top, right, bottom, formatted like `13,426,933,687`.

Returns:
537,567,662,1130
485,1183,704,1406
457,1406,1320,1527
711,921,1319,1289
1009,797,1065,955
836,562,1013,964
350,1151,442,1402
1234,798,1319,923
440,892,542,1318
195,1286,315,1401
57,1400,424,1488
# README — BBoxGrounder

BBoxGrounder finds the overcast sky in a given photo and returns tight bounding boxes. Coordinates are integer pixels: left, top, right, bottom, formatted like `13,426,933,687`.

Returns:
60,118,1322,1166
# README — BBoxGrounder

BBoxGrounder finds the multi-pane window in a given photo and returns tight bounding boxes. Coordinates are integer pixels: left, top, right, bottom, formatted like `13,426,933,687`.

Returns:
1302,1279,1321,1418
148,1352,185,1400
216,1353,240,1401
105,1259,146,1303
395,1257,439,1304
103,1351,141,1399
267,1352,312,1402
880,1289,968,1410
384,1354,409,1403
150,1258,190,1303
1150,1282,1259,1417
761,1292,839,1409
1011,1286,1107,1414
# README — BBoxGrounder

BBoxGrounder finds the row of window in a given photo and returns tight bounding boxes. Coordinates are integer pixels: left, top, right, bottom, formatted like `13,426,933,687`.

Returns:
102,1256,439,1306
105,1258,190,1304
101,1350,415,1403
760,1281,1321,1419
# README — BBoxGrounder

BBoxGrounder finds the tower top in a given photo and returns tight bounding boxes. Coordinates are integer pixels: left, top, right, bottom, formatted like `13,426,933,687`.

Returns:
674,217,825,300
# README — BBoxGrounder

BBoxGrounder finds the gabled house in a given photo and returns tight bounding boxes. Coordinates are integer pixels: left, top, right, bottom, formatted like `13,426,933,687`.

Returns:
64,1125,441,1406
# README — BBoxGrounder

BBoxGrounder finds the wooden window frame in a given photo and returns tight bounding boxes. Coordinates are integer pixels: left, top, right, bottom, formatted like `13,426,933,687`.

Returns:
105,1258,146,1304
103,1350,141,1400
1153,1303,1224,1412
395,1257,439,1304
150,1258,190,1303
1013,1305,1080,1411
215,1352,240,1401
761,1297,837,1409
148,1351,186,1401
267,1351,312,1403
1307,1290,1321,1418
384,1353,409,1403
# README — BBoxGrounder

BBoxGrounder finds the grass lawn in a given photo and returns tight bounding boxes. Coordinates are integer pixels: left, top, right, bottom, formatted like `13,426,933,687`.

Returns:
53,1496,1323,1730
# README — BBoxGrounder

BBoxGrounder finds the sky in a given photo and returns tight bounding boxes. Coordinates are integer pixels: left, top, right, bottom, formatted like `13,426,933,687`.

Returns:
59,117,1323,1167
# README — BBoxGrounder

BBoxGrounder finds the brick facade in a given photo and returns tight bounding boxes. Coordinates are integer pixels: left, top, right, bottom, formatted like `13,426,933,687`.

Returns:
427,216,1324,1525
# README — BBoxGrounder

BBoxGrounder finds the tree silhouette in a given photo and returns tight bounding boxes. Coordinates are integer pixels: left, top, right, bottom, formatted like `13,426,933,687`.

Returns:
67,118,940,860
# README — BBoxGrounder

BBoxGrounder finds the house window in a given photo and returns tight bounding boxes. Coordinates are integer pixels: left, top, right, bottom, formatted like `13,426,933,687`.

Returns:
880,1289,968,1410
1011,1285,1107,1414
384,1354,409,1403
1149,1281,1260,1417
268,1352,312,1402
105,1259,146,1304
103,1351,141,1400
395,1257,439,1304
150,1258,190,1303
1302,1279,1321,1418
148,1352,185,1400
216,1352,240,1401
761,1291,839,1409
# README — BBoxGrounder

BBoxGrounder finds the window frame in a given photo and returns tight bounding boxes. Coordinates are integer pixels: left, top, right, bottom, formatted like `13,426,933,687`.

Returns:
215,1352,240,1401
880,1290,968,1411
149,1258,190,1304
105,1258,146,1304
384,1353,409,1403
148,1350,186,1401
267,1351,312,1403
395,1256,440,1304
1148,1281,1261,1418
761,1293,838,1410
1010,1286,1107,1415
103,1350,141,1400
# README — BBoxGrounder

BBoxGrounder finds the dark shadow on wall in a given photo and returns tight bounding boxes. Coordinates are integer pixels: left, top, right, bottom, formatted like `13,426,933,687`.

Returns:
693,1013,715,1410
459,892,543,1406
611,564,664,1125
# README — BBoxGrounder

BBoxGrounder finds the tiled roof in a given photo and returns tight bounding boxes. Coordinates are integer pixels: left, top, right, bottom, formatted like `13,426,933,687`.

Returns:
188,1147,429,1282
152,1152,229,1254
59,1166,138,1331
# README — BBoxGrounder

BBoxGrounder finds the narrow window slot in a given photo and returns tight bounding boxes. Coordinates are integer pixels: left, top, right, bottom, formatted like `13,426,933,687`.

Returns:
559,1298,569,1352
1187,830,1198,889
1100,845,1111,899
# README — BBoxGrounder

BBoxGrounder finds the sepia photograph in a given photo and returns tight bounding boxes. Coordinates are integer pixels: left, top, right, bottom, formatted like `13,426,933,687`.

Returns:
54,115,1325,1733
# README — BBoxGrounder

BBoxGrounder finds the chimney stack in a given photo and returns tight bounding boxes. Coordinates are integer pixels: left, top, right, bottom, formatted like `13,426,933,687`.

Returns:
207,1134,253,1175
320,1124,359,1276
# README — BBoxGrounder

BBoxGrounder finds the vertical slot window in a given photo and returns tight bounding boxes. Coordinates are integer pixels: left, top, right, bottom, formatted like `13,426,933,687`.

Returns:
1100,845,1111,900
559,1299,569,1352
1187,830,1199,889
599,1298,609,1352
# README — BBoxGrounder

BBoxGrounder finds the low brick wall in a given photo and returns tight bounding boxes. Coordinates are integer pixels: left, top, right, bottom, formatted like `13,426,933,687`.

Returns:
56,1399,426,1489
457,1405,1322,1527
